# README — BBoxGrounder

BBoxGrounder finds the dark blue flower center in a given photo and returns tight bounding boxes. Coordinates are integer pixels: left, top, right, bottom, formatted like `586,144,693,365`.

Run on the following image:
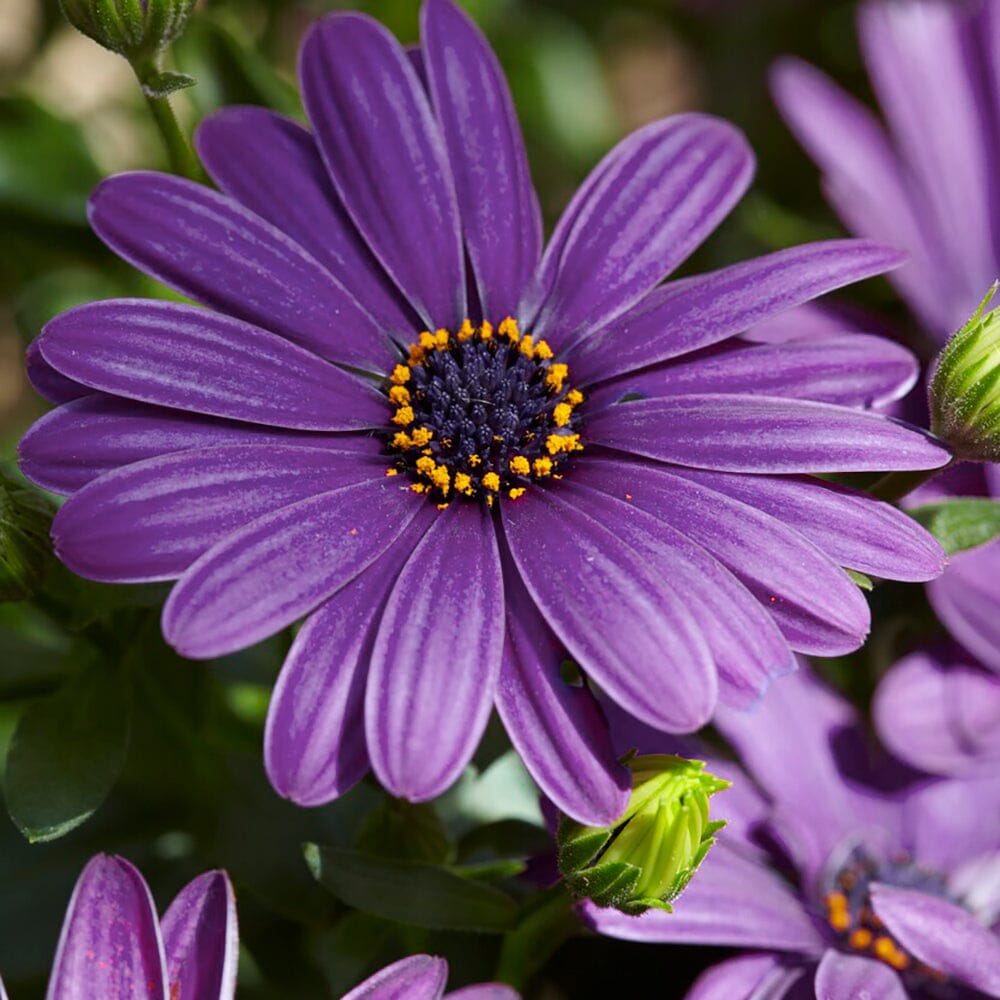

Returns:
823,846,953,991
383,318,584,507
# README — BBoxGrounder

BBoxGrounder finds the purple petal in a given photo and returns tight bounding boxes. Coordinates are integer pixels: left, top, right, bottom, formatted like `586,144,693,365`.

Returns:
162,477,425,659
341,955,448,1000
46,854,167,1000
50,444,383,583
587,394,949,473
38,300,386,431
928,540,1000,674
858,1,998,336
18,396,352,496
496,566,630,826
25,338,88,405
567,240,906,384
88,173,389,370
264,524,432,806
502,488,717,733
444,988,519,1000
195,106,414,338
668,468,945,583
581,841,824,953
686,954,806,1000
874,649,1000,776
577,457,870,657
0,973,7,1000
771,57,952,335
567,473,794,710
421,0,541,320
870,884,1000,997
714,667,874,887
588,334,918,413
300,13,464,329
366,506,504,801
161,871,238,1000
813,950,906,1000
528,114,753,347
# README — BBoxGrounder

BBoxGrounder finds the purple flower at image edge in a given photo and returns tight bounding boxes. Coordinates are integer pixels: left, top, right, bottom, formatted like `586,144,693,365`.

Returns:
19,0,949,826
341,955,516,1000
773,0,1000,777
0,854,237,1000
585,667,1000,999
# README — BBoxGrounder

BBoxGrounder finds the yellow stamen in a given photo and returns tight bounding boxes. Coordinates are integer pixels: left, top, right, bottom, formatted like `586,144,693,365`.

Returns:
410,483,428,494
385,468,399,477
534,340,553,360
454,472,473,496
482,472,500,492
468,454,482,467
434,328,450,350
393,406,415,426
508,487,526,500
392,432,413,449
546,433,582,455
411,427,433,446
566,389,584,406
533,456,553,477
479,320,494,341
419,330,437,351
416,456,436,475
546,363,569,392
390,364,410,384
429,464,451,494
519,334,534,358
553,403,573,427
388,385,410,405
457,319,476,342
436,502,450,510
849,929,872,951
509,455,531,476
499,316,520,341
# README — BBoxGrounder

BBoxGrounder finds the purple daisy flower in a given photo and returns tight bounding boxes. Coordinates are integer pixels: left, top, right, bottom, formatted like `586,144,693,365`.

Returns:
0,854,237,1000
340,955,516,1000
20,0,949,825
584,667,1000,999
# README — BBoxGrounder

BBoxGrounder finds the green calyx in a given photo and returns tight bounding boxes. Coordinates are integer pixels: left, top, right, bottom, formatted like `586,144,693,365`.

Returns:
930,282,1000,463
59,0,195,63
557,754,730,916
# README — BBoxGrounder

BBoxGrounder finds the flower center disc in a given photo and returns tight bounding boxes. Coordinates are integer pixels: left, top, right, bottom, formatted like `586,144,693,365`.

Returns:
384,318,584,507
823,848,950,987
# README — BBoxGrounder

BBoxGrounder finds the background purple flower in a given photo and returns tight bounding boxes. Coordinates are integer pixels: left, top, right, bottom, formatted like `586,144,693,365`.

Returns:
341,955,516,1000
584,667,1000,999
19,0,948,828
0,854,237,1000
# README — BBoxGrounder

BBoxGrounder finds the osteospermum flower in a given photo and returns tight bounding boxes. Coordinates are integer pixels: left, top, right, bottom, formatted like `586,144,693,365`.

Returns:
20,0,949,825
585,669,1000,999
340,955,516,1000
0,854,237,1000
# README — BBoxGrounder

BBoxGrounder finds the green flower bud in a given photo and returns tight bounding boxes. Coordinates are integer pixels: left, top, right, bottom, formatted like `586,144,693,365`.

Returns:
0,469,54,602
930,282,1000,462
557,754,730,915
59,0,195,64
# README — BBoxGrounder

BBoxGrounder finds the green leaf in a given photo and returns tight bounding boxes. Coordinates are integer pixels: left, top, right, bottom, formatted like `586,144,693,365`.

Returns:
0,473,54,602
305,844,518,933
356,799,452,865
4,656,130,842
141,70,197,98
911,498,1000,555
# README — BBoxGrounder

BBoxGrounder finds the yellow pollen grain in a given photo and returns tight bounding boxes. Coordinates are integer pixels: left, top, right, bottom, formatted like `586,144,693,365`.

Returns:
533,456,553,477
509,455,531,475
828,910,851,932
468,453,482,467
849,929,873,951
392,431,412,449
390,364,410,384
534,340,553,359
553,403,573,427
457,319,475,342
546,364,569,392
499,316,520,341
411,427,433,446
434,328,450,350
388,385,410,405
419,330,437,351
482,472,500,492
385,468,399,477
825,893,848,912
416,456,436,475
519,334,534,358
546,433,582,455
508,487,526,500
436,502,450,510
873,936,897,963
479,320,494,341
393,406,415,426
566,389,584,406
455,472,473,496
408,343,425,363
430,465,451,494
410,483,428,494
487,495,495,508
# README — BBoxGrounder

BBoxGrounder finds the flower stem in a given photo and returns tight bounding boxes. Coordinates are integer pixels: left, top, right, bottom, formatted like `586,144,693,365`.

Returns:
131,57,202,181
494,885,579,989
866,460,954,504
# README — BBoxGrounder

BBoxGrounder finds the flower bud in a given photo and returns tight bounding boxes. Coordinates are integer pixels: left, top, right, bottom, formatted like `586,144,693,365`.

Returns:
930,282,1000,462
59,0,195,62
557,754,730,915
